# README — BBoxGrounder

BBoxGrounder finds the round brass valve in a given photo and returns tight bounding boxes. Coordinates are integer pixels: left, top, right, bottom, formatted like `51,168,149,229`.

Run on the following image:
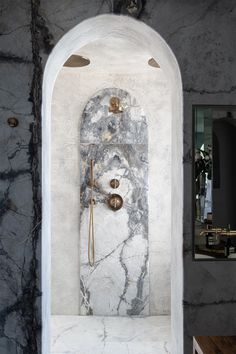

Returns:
107,194,123,211
110,178,120,189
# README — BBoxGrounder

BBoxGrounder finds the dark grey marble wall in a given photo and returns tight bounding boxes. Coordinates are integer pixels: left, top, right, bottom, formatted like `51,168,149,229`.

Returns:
0,0,236,353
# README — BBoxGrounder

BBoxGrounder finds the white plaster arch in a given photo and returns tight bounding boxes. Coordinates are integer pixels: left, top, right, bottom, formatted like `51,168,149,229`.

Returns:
42,14,183,354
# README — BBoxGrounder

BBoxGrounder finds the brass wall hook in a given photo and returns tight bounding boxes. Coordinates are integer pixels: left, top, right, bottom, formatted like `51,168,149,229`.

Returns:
7,117,19,127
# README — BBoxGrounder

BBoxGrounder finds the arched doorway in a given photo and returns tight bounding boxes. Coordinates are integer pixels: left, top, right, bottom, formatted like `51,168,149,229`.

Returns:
42,14,183,354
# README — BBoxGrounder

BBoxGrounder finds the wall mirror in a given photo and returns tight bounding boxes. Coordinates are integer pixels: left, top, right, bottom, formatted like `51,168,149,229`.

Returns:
193,105,236,260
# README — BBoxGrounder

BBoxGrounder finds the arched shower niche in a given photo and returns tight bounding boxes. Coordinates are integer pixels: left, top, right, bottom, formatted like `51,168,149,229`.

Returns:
42,14,183,354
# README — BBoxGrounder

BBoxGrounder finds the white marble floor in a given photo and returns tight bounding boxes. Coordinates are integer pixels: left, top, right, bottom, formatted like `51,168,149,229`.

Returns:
51,315,171,354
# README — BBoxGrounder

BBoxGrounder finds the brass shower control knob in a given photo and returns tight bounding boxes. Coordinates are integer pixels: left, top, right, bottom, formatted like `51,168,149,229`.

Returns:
110,178,120,189
107,194,123,211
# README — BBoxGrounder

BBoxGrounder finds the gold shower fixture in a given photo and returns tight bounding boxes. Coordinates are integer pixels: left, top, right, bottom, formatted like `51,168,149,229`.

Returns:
109,97,123,114
63,54,90,68
110,179,120,189
7,117,19,127
148,57,160,68
200,226,236,237
88,159,95,267
107,194,123,211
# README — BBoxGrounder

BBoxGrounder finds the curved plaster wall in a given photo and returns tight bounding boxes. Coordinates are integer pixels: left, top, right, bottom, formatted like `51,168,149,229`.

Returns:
51,72,171,317
42,14,183,354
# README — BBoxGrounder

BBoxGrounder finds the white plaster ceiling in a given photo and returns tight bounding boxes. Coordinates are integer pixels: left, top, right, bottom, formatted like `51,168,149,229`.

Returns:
63,37,162,74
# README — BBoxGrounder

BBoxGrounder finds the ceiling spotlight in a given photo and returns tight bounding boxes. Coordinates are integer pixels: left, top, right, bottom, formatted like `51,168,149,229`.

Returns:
148,58,160,68
63,55,90,68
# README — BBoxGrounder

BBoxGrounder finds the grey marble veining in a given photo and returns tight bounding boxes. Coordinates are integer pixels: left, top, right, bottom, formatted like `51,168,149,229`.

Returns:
79,88,149,316
0,1,42,353
51,315,171,354
80,88,147,144
1,1,236,353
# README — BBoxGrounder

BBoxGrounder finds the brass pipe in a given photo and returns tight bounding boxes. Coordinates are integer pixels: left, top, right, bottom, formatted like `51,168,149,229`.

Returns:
200,227,236,237
88,159,95,266
88,199,95,266
90,159,94,187
200,227,224,236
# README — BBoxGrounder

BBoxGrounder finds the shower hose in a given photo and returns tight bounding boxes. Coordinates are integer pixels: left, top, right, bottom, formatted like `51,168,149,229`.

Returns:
88,159,95,267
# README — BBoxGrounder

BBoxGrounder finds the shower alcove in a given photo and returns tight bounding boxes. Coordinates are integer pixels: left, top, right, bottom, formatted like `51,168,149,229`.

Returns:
42,14,183,354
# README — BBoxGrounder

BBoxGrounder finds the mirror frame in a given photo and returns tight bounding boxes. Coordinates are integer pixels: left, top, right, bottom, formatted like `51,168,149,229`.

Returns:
192,104,236,262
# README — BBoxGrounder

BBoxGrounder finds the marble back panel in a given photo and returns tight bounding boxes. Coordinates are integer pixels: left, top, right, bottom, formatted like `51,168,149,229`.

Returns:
79,88,149,316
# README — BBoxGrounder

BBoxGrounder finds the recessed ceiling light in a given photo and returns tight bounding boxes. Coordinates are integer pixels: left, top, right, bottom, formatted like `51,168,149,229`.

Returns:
63,55,90,68
148,58,160,68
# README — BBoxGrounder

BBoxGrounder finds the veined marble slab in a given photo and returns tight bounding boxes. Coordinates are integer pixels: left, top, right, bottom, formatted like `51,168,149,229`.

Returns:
51,71,172,317
51,315,171,354
80,87,147,145
79,88,149,316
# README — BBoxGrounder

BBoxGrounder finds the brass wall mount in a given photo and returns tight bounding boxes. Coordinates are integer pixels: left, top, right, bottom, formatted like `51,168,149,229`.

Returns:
109,97,123,114
7,117,19,127
107,194,123,211
148,57,160,68
63,54,90,67
110,179,120,189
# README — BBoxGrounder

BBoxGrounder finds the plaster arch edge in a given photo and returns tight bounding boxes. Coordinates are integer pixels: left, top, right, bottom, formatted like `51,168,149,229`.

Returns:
42,13,183,354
